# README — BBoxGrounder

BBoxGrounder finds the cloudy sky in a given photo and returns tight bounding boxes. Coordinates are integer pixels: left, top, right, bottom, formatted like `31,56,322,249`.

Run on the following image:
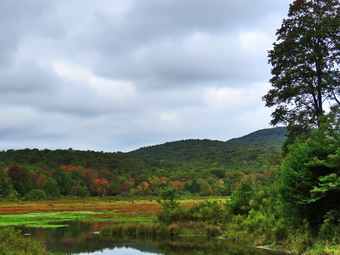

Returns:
0,0,292,152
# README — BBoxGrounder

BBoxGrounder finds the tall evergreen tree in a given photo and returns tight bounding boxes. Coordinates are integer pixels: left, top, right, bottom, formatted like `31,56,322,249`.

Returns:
279,115,339,228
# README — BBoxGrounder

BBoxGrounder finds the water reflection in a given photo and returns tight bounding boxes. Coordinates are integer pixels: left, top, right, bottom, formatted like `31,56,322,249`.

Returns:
21,222,285,255
78,247,160,255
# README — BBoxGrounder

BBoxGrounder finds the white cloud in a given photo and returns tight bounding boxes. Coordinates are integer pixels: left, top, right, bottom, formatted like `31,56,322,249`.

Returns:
239,30,273,55
53,61,136,98
204,83,271,110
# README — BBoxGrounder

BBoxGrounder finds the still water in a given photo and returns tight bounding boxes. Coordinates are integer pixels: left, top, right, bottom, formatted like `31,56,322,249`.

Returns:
20,221,285,255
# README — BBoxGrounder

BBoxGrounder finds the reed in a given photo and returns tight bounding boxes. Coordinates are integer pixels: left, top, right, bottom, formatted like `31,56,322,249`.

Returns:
101,222,222,239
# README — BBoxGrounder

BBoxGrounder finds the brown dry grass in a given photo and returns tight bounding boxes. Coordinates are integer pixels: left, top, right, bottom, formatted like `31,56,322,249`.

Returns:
0,199,196,216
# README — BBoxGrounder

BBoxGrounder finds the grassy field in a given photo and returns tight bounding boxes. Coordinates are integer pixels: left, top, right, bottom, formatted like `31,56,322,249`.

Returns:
0,197,210,228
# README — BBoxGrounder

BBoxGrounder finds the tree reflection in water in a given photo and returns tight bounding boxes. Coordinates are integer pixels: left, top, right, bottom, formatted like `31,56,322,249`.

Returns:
21,221,285,255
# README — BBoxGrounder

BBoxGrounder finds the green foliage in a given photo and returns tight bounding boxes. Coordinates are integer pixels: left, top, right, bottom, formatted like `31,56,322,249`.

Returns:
286,220,315,254
227,127,287,149
0,127,285,200
279,121,340,228
0,177,10,198
224,209,288,246
73,185,90,197
25,189,47,201
189,200,229,224
309,173,340,203
0,227,50,255
129,127,286,162
264,0,339,144
196,178,212,196
43,178,60,198
8,190,21,201
228,178,255,215
157,188,180,223
158,206,193,223
318,210,340,243
101,222,222,239
157,188,179,211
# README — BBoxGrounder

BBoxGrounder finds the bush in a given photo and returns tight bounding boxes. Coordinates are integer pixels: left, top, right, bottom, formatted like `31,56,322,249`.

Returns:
286,220,314,254
8,190,21,201
0,227,50,255
101,222,222,239
189,200,229,224
318,210,340,243
25,189,47,201
157,188,179,211
164,206,193,223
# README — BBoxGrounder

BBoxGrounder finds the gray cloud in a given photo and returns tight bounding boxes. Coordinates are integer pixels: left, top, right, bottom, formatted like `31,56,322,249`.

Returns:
85,0,290,86
0,0,291,152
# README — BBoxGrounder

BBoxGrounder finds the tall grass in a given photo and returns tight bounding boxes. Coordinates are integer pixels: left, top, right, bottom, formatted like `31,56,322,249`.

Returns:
101,222,222,239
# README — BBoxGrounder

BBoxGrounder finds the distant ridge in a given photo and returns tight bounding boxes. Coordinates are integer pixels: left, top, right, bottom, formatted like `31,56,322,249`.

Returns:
0,127,287,179
128,127,287,162
226,127,287,149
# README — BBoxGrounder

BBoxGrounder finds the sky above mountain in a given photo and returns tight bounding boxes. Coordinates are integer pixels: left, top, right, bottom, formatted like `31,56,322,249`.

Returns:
0,0,292,152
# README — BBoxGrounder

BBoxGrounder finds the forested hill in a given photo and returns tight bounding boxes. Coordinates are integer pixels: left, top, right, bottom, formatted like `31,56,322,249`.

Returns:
226,127,287,149
0,127,286,172
0,127,286,197
128,127,286,162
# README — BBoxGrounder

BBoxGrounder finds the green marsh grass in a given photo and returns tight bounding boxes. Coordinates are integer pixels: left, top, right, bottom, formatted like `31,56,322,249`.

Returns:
0,210,155,228
101,222,222,239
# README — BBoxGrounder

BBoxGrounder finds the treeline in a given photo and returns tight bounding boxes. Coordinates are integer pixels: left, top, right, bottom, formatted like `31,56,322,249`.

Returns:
0,131,284,200
0,161,278,200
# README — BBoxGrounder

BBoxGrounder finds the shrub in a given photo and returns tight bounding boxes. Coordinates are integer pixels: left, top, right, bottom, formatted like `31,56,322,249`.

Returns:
189,200,229,224
157,188,179,211
101,222,222,239
0,227,49,255
25,189,47,201
8,190,21,201
318,210,340,243
166,206,193,223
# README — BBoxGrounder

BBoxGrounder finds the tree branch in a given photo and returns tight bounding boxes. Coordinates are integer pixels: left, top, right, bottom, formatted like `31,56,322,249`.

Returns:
332,90,340,105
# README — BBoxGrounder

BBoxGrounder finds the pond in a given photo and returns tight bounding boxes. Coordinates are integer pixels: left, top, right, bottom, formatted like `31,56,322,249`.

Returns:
20,221,286,255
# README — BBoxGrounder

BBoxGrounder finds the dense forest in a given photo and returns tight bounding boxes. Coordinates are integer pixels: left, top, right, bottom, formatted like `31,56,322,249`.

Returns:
0,127,286,200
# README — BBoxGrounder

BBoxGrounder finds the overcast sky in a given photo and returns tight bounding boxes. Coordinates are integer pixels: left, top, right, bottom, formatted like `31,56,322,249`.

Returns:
0,0,292,152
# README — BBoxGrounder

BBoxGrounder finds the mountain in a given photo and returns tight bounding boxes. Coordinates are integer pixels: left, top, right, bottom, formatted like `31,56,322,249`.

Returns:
0,127,287,197
127,127,286,163
0,127,286,175
226,127,287,149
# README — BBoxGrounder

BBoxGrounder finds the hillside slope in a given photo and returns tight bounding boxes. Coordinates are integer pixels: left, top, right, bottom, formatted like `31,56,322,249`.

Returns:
226,127,286,149
0,127,286,176
0,127,287,197
128,127,286,162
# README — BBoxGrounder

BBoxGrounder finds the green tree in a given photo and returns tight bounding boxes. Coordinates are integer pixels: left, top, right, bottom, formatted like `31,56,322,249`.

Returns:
279,118,339,228
53,168,74,196
228,178,255,215
158,188,180,211
263,0,339,145
0,168,11,198
43,177,60,198
196,178,212,196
